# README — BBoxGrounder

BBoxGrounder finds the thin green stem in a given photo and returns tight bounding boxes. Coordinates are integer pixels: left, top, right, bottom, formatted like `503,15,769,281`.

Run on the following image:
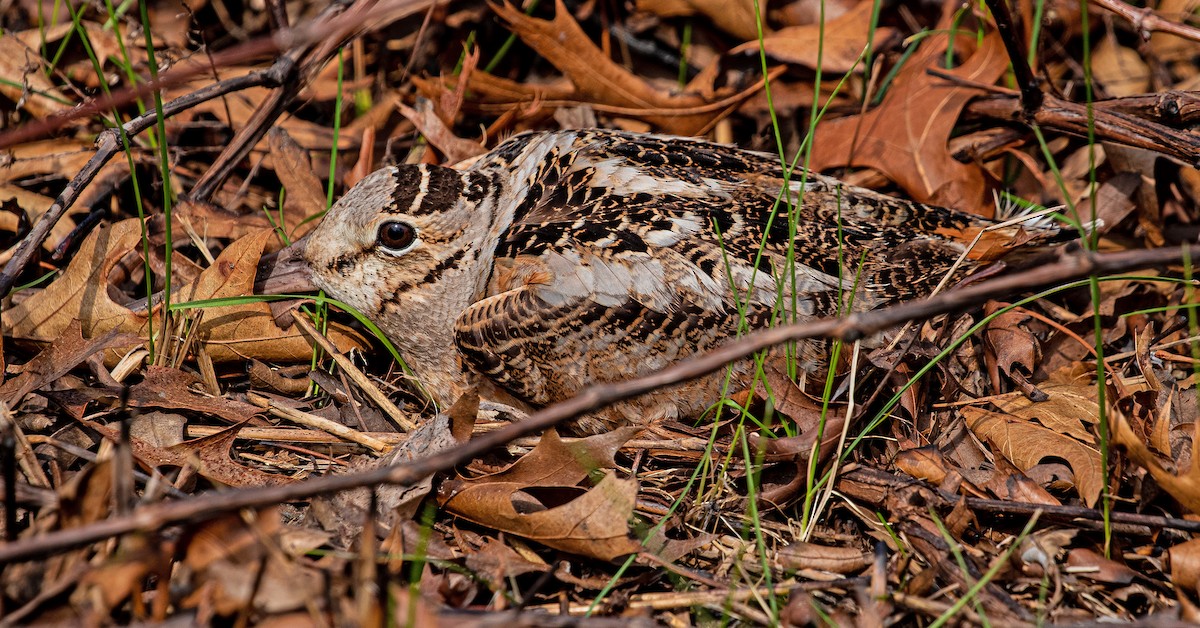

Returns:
138,0,175,339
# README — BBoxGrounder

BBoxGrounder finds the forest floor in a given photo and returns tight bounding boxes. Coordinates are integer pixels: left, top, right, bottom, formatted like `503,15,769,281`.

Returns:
3,0,1200,624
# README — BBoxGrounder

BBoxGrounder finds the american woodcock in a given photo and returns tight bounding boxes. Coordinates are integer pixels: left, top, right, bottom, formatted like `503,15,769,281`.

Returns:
263,129,1073,434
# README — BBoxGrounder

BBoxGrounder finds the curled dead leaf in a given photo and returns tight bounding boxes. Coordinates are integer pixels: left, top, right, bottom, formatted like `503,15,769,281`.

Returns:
489,0,739,135
1115,406,1200,516
776,541,872,574
3,219,368,364
440,473,642,562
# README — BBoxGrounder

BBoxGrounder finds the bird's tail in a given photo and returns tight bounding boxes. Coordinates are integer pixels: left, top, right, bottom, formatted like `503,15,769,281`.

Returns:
947,205,1102,263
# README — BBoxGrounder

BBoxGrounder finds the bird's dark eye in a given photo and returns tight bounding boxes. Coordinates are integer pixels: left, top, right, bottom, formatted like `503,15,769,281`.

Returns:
377,221,417,252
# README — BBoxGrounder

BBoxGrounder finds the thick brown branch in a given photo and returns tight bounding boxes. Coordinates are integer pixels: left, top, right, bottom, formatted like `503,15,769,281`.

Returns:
966,93,1200,166
0,244,1195,565
1094,90,1200,126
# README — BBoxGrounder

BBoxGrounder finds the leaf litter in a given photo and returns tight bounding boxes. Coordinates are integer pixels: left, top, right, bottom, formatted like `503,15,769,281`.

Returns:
2,0,1200,624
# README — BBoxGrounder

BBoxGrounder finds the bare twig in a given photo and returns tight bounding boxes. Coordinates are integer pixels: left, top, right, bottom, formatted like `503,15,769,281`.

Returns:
1091,0,1200,42
0,244,1195,565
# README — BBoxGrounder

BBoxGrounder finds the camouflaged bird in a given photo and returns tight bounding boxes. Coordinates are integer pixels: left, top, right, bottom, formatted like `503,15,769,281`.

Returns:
271,129,1071,434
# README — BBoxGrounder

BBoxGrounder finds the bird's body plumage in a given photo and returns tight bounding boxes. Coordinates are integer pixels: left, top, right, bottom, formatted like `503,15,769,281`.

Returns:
300,129,1068,433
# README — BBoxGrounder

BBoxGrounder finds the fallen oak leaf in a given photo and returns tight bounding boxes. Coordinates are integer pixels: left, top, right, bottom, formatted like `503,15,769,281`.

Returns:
0,31,70,117
490,0,736,135
635,0,763,41
84,419,294,487
397,101,487,165
962,403,1103,506
1114,406,1200,515
125,367,266,425
3,220,368,364
433,426,641,560
983,301,1045,399
40,367,266,426
439,472,642,562
808,26,1008,213
0,321,139,407
989,381,1099,442
468,426,641,487
267,127,326,239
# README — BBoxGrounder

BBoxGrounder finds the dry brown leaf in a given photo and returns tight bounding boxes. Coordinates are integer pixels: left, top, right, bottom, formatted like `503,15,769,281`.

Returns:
178,507,323,615
57,459,114,529
894,445,951,485
169,82,355,153
86,418,292,487
435,44,478,126
1092,37,1151,97
464,537,551,588
990,382,1100,442
16,22,128,88
1148,0,1200,63
1067,548,1137,585
1115,407,1200,515
1170,538,1200,594
3,220,368,363
0,185,77,253
730,1,896,73
314,392,478,546
984,302,1042,386
267,127,327,239
4,219,148,346
749,364,847,435
125,367,263,424
0,322,138,407
416,71,577,110
491,0,731,135
397,101,487,165
962,397,1103,506
776,542,872,574
0,32,69,116
808,29,1008,212
636,0,762,41
434,426,641,560
440,473,642,562
173,200,277,242
75,547,158,618
985,456,1061,506
475,426,641,487
0,138,96,184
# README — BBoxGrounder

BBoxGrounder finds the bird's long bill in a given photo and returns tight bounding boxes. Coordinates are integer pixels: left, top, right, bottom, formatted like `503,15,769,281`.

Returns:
255,235,318,295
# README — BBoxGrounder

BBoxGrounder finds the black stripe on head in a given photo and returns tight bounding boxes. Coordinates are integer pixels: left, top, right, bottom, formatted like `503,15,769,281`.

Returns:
329,249,369,275
412,166,465,215
389,165,423,213
419,248,466,285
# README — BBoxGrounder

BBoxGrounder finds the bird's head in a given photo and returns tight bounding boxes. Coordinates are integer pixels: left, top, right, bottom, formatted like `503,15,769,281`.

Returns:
300,164,498,323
